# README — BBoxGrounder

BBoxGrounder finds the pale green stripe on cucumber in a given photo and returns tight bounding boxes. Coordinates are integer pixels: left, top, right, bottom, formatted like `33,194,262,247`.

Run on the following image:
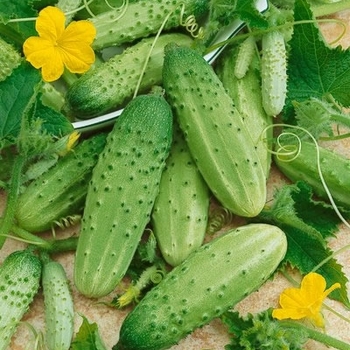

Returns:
113,223,287,350
151,120,210,266
74,92,173,298
0,250,42,350
162,43,267,217
15,132,107,233
65,32,193,119
90,0,209,50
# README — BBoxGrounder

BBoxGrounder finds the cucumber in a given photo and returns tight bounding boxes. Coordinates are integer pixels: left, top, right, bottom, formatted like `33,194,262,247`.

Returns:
151,121,210,266
42,258,74,350
0,36,22,82
0,249,42,350
162,43,267,217
215,44,273,177
15,132,107,233
73,92,173,298
113,223,287,350
90,0,209,50
274,140,350,209
65,32,193,119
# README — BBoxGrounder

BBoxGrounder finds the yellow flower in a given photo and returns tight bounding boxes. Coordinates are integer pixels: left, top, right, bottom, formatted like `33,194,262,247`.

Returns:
23,6,96,82
272,272,341,327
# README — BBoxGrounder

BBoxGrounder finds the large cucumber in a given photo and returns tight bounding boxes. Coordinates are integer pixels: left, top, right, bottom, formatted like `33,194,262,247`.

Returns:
73,92,173,298
113,223,287,350
162,43,267,217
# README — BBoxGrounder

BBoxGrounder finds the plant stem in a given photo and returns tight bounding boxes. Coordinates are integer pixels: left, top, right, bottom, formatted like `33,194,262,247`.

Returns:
10,225,52,249
282,321,350,350
41,236,79,254
0,155,26,248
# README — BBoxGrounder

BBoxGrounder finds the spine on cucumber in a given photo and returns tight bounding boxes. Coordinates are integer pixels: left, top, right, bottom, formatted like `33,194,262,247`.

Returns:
113,223,287,350
90,0,209,50
15,132,107,233
0,250,42,350
74,92,173,298
151,121,210,266
274,140,350,209
162,43,267,217
215,43,273,178
65,32,193,119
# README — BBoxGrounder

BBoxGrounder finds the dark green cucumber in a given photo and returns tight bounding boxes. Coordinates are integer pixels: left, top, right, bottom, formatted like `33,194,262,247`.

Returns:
74,92,173,298
151,121,210,266
90,0,209,50
113,223,287,350
15,132,107,232
65,32,193,119
274,140,350,209
162,43,267,217
0,250,42,350
215,44,273,177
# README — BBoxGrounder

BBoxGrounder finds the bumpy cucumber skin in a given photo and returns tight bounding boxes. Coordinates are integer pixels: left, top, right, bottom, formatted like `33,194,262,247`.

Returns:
65,33,193,119
113,223,287,350
162,43,267,217
151,121,210,266
42,260,74,350
260,30,287,117
0,37,22,82
0,250,42,350
215,45,273,177
274,140,350,209
15,133,107,233
74,93,173,298
90,0,209,50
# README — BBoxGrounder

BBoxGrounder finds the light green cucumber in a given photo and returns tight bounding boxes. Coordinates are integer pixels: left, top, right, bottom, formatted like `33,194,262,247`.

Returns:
74,92,173,298
215,44,273,177
0,36,22,82
42,258,74,350
113,223,287,350
162,43,267,217
15,132,107,232
89,0,209,50
65,32,193,119
151,121,210,266
274,140,350,209
0,249,42,350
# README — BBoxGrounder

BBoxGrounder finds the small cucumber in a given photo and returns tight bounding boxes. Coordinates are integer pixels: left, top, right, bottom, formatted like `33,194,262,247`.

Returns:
274,140,350,209
151,121,210,266
65,32,193,119
0,36,22,82
42,258,74,350
15,132,107,232
162,43,267,217
0,249,42,350
260,30,288,117
90,0,209,50
74,92,173,298
113,223,287,350
215,44,273,177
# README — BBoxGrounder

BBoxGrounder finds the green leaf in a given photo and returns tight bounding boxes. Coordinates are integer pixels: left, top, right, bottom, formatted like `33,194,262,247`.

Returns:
0,61,42,149
284,0,350,122
71,315,107,350
258,182,349,307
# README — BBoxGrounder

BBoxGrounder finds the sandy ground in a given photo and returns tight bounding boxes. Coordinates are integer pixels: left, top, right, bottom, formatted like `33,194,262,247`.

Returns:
1,7,350,350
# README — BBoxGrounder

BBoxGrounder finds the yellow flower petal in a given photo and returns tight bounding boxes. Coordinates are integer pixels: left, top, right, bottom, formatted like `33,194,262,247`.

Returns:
23,37,55,69
41,50,65,82
60,20,96,46
36,6,65,42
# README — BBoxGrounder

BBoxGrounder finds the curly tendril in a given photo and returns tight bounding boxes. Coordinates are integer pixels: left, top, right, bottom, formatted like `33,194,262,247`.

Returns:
206,206,233,235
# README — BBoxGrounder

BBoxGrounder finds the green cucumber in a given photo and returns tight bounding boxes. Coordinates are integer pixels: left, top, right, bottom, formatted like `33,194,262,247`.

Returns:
215,44,273,177
151,121,210,266
0,36,22,82
0,249,42,350
113,223,287,350
162,43,267,217
90,0,209,50
74,92,173,298
274,140,350,209
65,32,193,119
42,258,74,350
15,132,107,233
